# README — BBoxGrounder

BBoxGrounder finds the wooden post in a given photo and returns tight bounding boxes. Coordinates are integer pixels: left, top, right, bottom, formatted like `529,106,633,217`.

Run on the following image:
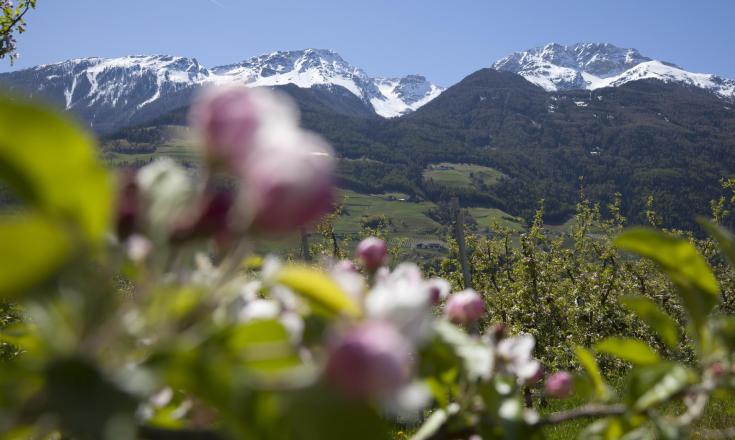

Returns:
451,197,472,289
300,228,311,262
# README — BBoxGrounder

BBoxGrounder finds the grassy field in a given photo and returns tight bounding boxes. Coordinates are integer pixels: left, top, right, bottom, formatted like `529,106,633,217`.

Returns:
335,190,442,239
423,162,505,190
467,206,525,232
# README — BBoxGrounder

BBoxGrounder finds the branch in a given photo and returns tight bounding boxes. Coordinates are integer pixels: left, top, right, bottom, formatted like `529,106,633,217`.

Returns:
538,404,626,426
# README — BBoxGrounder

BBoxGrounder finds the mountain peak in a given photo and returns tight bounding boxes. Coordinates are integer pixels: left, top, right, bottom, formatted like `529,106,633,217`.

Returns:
212,49,443,118
492,42,734,100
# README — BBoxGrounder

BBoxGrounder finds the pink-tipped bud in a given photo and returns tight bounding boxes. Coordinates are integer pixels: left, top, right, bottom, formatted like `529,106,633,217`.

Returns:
426,278,451,305
356,237,388,271
445,289,486,325
241,133,335,233
325,321,414,399
190,87,300,174
545,371,573,398
189,87,262,172
710,362,726,378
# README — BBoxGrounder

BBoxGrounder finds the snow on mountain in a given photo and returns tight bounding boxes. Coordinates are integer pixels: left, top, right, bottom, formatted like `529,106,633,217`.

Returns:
0,49,444,131
372,75,444,118
212,49,444,117
492,42,735,100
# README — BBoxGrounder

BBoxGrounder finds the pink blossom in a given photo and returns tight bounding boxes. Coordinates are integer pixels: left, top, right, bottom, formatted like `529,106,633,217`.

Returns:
325,321,414,399
356,237,388,271
444,289,486,325
240,133,336,233
545,371,574,398
189,86,300,173
497,334,543,385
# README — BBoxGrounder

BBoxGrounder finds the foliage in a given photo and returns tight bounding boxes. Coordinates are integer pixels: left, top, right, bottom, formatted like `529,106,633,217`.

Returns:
0,0,36,62
3,94,735,440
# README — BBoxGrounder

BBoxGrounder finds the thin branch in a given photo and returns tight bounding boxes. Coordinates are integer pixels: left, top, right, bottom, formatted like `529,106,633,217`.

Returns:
538,404,626,426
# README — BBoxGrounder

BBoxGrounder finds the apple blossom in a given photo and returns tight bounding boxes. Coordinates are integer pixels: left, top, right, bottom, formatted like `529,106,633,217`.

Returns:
189,86,299,173
356,237,388,271
365,263,435,343
239,132,336,233
545,371,573,398
445,289,486,325
496,334,544,385
325,321,414,399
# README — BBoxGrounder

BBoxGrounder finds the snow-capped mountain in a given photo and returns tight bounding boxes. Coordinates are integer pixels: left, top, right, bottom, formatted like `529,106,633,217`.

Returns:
0,49,444,132
492,42,735,100
212,49,443,117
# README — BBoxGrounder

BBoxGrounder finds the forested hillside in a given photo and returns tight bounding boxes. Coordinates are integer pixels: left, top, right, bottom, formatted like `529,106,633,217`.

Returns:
105,69,735,230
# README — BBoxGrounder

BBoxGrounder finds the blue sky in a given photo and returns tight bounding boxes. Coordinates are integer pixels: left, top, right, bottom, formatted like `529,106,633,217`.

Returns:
3,0,734,86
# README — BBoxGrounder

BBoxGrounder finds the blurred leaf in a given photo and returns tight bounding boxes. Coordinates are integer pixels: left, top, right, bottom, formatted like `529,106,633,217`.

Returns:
575,346,610,400
286,387,391,440
627,363,694,411
595,337,661,366
411,408,449,440
620,296,680,349
579,418,624,440
277,266,360,318
45,358,137,440
699,218,735,270
227,320,300,373
0,213,71,296
0,97,112,242
615,228,718,329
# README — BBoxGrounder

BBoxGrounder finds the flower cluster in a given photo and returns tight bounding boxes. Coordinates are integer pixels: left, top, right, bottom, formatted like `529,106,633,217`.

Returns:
115,86,336,252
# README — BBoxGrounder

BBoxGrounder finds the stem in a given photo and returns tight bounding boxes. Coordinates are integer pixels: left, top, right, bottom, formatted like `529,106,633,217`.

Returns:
538,404,626,426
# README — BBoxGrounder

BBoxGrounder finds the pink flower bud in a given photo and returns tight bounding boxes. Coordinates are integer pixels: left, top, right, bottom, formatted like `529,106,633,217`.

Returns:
356,237,388,271
710,362,726,378
240,133,335,233
444,289,485,325
325,321,414,399
426,278,451,305
189,87,261,172
545,371,573,398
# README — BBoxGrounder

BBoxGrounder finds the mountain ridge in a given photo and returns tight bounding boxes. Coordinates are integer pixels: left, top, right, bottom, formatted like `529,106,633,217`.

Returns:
492,42,735,100
0,49,444,133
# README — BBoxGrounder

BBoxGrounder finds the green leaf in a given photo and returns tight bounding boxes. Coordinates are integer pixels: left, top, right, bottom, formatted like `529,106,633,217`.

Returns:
628,363,694,411
595,337,661,366
615,228,718,329
620,296,680,349
45,358,137,440
227,320,300,373
277,266,361,318
575,346,610,400
0,97,112,242
0,213,72,295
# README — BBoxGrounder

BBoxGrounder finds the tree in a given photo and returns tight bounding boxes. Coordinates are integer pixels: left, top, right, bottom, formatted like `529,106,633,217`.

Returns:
1,0,37,62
